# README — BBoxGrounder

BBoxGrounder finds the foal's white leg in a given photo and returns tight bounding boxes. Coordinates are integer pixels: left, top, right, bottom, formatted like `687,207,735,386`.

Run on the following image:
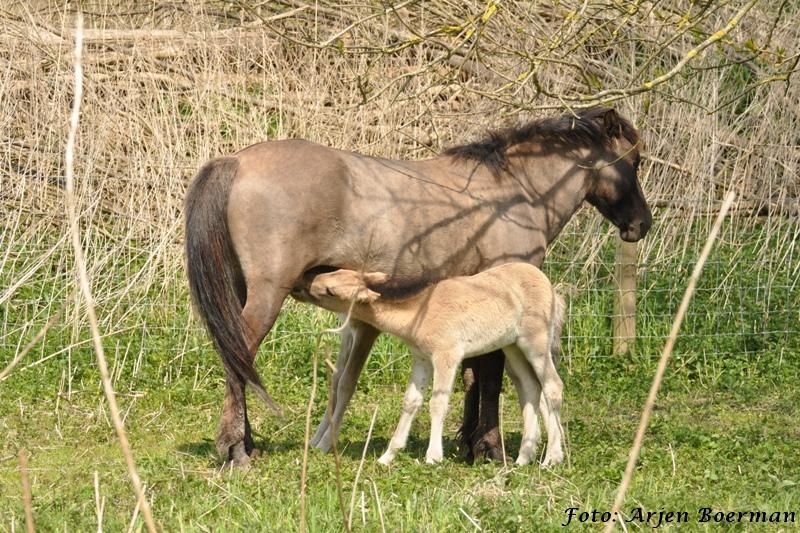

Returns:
518,334,564,466
502,346,542,466
313,319,380,451
378,357,431,465
425,353,460,464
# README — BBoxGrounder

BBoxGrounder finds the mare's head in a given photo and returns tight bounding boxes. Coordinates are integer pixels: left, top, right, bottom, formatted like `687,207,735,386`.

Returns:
306,270,389,307
579,108,652,242
444,107,652,242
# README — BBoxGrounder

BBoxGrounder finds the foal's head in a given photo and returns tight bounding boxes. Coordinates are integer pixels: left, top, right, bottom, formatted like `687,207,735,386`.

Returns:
306,270,389,307
581,108,652,242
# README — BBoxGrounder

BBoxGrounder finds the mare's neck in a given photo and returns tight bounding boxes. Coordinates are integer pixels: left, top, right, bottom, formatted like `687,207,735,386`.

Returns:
508,145,595,244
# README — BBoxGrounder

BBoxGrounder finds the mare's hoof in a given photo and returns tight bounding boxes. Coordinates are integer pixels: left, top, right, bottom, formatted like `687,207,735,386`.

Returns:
472,442,511,464
223,442,260,468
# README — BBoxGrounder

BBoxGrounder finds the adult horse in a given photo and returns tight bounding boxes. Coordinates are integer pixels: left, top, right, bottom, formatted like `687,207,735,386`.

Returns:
185,107,651,465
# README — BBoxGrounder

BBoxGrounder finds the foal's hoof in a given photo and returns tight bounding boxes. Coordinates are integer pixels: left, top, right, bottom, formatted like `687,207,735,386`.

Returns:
541,450,564,468
425,454,443,465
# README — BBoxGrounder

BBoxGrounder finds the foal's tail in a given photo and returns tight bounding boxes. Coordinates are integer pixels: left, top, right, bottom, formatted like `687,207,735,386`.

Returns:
184,157,281,414
550,290,566,368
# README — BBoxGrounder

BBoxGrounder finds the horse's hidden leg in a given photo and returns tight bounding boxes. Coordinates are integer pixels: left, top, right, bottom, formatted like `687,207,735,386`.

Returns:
217,283,287,466
458,359,480,463
378,357,431,465
426,353,460,464
316,320,379,452
472,350,508,463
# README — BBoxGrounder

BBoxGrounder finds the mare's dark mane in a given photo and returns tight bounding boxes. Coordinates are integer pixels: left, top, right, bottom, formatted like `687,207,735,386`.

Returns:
366,273,440,301
443,107,639,176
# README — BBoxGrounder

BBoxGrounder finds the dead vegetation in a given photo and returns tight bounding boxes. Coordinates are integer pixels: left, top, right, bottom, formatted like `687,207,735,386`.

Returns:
1,0,798,368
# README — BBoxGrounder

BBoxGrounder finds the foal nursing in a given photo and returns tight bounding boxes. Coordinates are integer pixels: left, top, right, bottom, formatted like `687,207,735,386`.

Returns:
297,263,565,466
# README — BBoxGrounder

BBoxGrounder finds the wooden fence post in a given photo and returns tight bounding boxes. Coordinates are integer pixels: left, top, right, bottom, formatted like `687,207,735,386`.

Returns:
614,237,638,354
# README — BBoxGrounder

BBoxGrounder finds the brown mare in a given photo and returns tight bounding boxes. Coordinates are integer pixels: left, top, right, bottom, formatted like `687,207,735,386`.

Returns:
185,107,652,466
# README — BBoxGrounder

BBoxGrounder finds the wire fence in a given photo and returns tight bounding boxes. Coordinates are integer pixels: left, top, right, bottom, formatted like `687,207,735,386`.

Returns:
2,207,797,388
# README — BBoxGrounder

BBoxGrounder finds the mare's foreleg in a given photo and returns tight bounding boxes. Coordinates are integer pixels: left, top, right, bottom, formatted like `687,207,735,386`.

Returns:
310,316,355,446
472,350,507,463
314,319,380,452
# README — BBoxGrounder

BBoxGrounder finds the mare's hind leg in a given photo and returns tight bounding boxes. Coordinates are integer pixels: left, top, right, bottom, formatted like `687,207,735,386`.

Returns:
217,280,289,466
315,319,380,451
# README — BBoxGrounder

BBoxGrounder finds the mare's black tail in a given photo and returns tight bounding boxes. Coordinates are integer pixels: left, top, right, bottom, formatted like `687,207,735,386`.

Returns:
184,157,281,414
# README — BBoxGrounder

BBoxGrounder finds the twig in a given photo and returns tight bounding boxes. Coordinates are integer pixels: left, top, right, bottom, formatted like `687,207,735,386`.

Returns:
63,13,157,533
603,191,736,532
19,449,34,533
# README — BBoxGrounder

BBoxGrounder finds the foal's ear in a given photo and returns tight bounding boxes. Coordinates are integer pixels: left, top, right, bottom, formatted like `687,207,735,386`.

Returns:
354,287,381,303
362,272,390,285
602,108,622,137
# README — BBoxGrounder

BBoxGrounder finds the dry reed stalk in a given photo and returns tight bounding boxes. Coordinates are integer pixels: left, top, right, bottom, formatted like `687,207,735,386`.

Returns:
499,393,507,468
298,341,319,533
19,449,34,533
62,13,157,533
348,405,379,529
370,479,387,533
94,470,105,532
603,191,737,533
325,357,352,533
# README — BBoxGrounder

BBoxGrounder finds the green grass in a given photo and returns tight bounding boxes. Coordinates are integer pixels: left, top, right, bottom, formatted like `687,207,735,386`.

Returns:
1,330,798,531
1,221,798,531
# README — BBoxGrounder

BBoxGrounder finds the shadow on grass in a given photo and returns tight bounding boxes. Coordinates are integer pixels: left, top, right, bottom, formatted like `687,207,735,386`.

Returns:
175,432,519,467
177,439,216,461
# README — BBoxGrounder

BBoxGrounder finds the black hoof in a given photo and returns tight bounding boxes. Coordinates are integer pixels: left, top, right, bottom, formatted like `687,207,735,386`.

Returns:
472,437,510,464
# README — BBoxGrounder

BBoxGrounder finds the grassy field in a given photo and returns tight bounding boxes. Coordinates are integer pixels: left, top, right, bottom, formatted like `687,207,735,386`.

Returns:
1,226,798,531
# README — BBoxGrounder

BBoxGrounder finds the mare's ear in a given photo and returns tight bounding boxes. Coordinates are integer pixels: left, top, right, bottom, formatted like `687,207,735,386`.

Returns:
602,108,621,137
